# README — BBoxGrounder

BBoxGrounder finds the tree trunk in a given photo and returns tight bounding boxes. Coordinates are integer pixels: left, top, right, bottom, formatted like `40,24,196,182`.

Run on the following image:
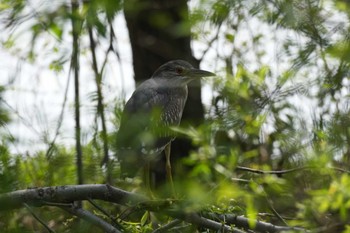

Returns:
124,0,204,185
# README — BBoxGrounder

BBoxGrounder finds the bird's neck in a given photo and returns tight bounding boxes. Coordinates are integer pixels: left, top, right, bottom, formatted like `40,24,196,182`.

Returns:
159,85,188,99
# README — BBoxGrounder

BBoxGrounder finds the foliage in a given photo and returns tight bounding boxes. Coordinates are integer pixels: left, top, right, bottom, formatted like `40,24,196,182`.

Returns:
1,0,350,232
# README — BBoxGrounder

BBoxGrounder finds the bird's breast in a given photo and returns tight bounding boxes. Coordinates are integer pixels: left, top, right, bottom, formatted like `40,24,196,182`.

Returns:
161,87,188,125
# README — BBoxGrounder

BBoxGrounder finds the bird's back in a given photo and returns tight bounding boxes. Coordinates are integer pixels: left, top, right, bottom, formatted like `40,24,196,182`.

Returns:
116,79,188,177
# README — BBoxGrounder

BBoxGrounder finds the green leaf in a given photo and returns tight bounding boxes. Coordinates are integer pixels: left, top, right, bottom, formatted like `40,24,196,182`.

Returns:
140,211,149,226
49,23,63,39
225,33,235,42
245,195,257,229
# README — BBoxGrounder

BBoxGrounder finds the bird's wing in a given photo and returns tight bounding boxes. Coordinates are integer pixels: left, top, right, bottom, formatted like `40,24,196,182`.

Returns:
116,80,172,149
123,83,164,116
116,81,173,177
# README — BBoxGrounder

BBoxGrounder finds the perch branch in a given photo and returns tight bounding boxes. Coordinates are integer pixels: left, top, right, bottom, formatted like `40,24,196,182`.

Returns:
0,184,307,232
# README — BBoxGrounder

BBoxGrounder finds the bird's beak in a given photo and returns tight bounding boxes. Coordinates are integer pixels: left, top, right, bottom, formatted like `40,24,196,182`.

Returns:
188,68,216,78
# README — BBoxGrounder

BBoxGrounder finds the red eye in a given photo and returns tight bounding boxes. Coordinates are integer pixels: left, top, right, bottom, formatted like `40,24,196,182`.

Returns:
175,67,184,75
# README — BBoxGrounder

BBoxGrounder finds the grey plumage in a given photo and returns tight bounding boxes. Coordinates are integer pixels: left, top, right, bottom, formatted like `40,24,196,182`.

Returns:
116,60,215,178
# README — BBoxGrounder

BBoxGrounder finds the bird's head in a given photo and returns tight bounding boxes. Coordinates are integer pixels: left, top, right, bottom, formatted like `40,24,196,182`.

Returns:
152,60,215,86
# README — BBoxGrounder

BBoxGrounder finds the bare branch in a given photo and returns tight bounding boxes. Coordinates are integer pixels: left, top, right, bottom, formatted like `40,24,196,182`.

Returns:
24,203,55,233
235,166,350,175
169,212,244,233
45,64,71,159
0,184,306,232
152,219,182,233
0,184,147,211
204,213,307,232
62,205,121,233
70,0,83,190
87,23,110,175
87,198,124,230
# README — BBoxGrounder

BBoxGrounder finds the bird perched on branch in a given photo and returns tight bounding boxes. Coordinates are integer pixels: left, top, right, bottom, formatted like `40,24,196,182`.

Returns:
116,60,215,194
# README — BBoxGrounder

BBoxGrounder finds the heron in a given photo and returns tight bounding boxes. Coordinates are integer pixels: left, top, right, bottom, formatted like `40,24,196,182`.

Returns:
116,60,215,195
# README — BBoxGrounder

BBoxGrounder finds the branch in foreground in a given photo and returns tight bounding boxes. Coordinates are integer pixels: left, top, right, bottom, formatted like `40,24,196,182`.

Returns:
0,184,305,232
171,212,245,233
0,185,241,232
204,213,307,233
235,165,350,175
0,184,147,211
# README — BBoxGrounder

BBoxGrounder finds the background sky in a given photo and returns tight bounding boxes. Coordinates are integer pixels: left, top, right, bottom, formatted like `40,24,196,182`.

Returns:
0,1,322,155
0,9,219,154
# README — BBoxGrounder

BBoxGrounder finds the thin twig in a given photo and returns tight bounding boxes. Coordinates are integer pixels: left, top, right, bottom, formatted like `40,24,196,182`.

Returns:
258,212,296,220
70,0,83,192
42,201,75,207
265,196,288,226
236,165,307,174
169,212,244,233
62,205,121,233
87,24,111,183
204,212,308,233
330,166,350,174
24,203,55,233
231,178,251,183
236,165,350,175
199,23,222,62
108,19,126,97
45,63,71,159
2,100,41,136
152,219,183,233
87,198,124,230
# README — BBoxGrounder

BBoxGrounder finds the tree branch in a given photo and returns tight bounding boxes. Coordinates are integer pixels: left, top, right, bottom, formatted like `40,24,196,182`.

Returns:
235,165,350,175
204,213,307,232
87,24,111,183
87,198,125,230
0,184,147,211
151,219,182,233
24,203,55,233
0,184,306,232
169,212,245,233
70,0,83,191
62,205,121,233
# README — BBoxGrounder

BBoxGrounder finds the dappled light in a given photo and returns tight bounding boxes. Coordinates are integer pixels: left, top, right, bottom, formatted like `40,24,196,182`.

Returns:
1,0,350,232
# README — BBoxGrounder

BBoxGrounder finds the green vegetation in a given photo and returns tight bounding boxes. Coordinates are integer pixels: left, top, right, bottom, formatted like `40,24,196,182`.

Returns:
1,0,350,232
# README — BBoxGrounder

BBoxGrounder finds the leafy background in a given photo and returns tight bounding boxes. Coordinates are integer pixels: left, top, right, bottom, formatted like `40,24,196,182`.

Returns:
1,0,350,232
